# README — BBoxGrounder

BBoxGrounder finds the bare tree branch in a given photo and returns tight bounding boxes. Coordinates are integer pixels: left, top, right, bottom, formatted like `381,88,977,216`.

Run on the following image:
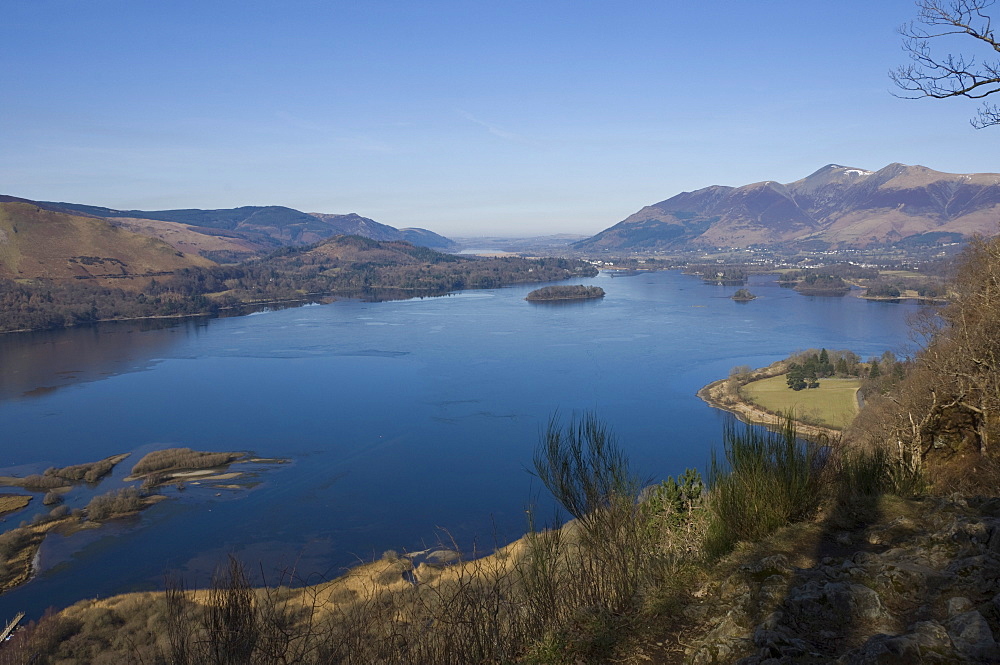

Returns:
890,0,1000,127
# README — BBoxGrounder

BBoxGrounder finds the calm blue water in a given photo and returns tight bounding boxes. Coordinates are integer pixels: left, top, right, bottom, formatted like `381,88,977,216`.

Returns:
0,271,923,618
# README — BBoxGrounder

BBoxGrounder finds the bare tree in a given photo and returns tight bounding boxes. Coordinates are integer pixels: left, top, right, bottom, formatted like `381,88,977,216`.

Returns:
891,0,1000,127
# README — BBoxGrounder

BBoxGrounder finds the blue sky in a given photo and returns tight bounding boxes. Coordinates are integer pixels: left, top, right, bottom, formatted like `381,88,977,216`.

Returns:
3,1,997,236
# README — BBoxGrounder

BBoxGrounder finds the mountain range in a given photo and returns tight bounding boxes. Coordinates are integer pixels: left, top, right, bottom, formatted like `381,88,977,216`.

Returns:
42,201,455,253
0,195,456,280
574,163,1000,251
0,195,455,282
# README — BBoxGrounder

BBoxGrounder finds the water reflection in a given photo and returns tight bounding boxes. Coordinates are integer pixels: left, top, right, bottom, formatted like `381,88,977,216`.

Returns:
0,318,197,401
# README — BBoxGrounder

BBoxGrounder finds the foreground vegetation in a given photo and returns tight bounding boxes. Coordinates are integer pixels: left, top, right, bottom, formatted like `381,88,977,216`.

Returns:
0,414,930,664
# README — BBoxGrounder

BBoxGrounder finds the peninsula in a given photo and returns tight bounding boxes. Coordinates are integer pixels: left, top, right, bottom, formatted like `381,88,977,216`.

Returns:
697,351,869,440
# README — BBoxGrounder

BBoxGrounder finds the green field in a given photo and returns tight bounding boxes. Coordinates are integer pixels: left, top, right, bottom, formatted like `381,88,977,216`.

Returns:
739,375,862,429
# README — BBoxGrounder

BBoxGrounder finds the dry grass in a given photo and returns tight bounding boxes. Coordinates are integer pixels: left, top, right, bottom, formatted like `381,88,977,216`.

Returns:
0,201,212,281
112,216,257,258
130,448,244,477
0,495,31,517
0,454,131,491
740,375,861,429
44,453,131,484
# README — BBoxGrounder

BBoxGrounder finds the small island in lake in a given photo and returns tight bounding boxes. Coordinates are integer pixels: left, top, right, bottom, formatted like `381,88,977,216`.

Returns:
731,288,756,302
793,273,851,296
525,285,605,302
0,453,131,491
0,447,286,594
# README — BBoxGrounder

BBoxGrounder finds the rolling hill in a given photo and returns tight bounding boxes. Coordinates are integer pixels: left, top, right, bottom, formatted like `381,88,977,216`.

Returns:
574,163,1000,251
42,201,456,257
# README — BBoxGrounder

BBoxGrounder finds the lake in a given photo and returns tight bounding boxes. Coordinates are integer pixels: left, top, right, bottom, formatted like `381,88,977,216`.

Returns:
0,270,925,618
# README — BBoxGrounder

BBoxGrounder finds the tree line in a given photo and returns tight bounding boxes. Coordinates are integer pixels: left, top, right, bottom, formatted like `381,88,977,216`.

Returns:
0,238,598,333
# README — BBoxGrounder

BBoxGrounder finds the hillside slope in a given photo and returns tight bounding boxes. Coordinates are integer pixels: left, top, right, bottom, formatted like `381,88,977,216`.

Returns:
0,201,213,280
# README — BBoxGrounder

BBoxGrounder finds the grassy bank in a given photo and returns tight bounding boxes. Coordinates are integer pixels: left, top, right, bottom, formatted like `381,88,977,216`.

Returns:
697,362,842,441
739,375,861,429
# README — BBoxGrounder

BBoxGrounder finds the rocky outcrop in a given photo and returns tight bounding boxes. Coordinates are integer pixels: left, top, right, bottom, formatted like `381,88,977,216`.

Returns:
678,495,1000,663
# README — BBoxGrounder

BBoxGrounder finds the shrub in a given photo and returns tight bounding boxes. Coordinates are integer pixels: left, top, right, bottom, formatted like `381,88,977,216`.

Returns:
131,448,242,476
18,474,67,491
532,413,643,525
42,458,117,483
0,528,32,560
86,487,145,521
834,444,925,498
705,417,825,557
531,413,655,616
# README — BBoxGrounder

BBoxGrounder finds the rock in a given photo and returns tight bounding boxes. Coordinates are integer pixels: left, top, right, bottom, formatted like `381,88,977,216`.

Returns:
676,494,1000,663
683,603,710,620
837,633,921,664
838,583,888,622
948,610,999,661
947,596,973,616
690,637,745,664
987,525,1000,555
853,551,880,567
758,575,788,604
759,611,784,631
837,621,954,664
740,554,791,576
910,621,955,651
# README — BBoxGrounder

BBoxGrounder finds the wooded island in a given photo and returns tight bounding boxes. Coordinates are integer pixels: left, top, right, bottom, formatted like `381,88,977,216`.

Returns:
525,285,605,302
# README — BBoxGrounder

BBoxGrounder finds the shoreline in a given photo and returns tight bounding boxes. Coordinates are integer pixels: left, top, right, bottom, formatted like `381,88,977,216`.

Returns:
696,362,842,442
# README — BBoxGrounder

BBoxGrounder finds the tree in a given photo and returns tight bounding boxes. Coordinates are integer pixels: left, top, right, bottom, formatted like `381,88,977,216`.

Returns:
786,364,807,391
847,236,1000,477
891,0,1000,127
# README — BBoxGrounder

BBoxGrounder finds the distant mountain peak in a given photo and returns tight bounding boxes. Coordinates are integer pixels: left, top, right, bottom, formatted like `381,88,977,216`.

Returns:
574,163,1000,251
